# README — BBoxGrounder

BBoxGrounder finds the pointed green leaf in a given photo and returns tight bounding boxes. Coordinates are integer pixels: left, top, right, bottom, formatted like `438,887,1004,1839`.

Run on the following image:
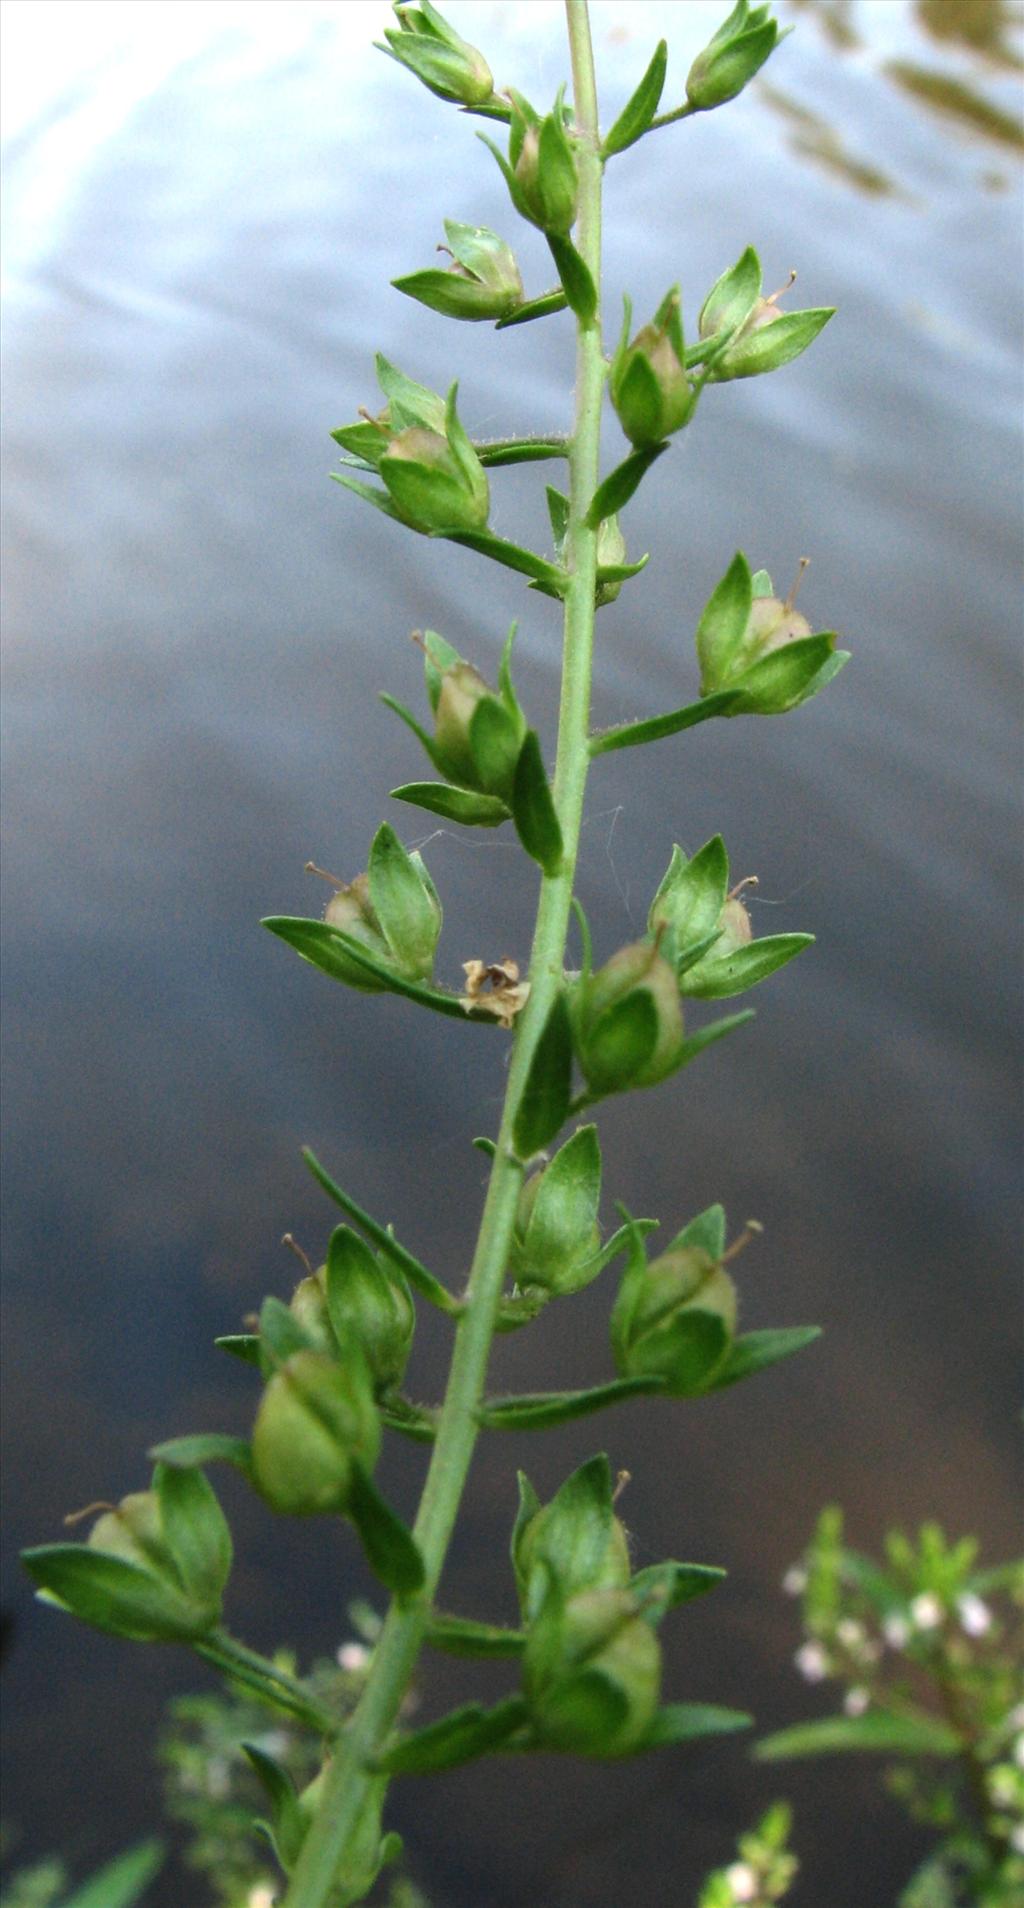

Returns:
511,731,563,875
756,1710,960,1761
547,234,597,325
697,246,762,346
676,929,725,978
639,1703,752,1749
672,1009,755,1072
603,40,668,156
391,268,509,322
649,836,729,963
468,694,522,795
425,1613,527,1658
513,990,573,1158
149,1434,253,1475
377,1695,529,1774
156,1463,232,1607
614,351,666,447
683,932,814,1000
522,1125,601,1287
585,444,667,530
64,1842,164,1908
215,1333,261,1367
374,353,446,430
724,634,845,716
259,1294,315,1366
22,1547,203,1644
668,1202,726,1262
630,1562,726,1625
718,308,835,381
367,820,440,974
479,1375,666,1430
379,691,446,769
330,471,404,522
302,1147,460,1316
497,618,520,715
495,288,568,329
546,485,570,554
697,551,753,688
420,628,461,711
347,1461,425,1599
263,917,488,1022
242,1745,306,1869
474,433,569,464
581,990,658,1096
391,781,509,826
706,1326,822,1391
588,689,742,755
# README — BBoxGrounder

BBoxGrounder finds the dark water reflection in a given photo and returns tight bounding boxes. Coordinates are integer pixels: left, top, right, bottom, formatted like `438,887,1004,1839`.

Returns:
2,2,1021,1902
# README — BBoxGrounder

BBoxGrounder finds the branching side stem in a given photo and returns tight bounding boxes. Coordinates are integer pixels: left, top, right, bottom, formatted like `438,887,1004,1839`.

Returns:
282,5,605,1901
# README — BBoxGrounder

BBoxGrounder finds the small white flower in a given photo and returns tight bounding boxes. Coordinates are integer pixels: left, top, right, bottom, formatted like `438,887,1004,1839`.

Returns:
795,1640,829,1682
1011,1823,1024,1858
724,1862,760,1903
844,1686,870,1716
955,1592,992,1636
782,1565,807,1596
836,1617,866,1650
337,1640,370,1672
909,1592,943,1632
882,1612,911,1649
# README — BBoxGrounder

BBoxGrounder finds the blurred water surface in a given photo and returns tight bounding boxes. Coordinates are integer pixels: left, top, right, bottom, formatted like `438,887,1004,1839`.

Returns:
2,3,1021,1903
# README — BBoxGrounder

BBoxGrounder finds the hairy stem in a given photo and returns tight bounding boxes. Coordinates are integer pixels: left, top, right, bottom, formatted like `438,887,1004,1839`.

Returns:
281,6,605,1903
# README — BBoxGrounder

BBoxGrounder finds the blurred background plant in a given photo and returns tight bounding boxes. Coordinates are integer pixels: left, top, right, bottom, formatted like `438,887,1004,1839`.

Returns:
758,1511,1024,1907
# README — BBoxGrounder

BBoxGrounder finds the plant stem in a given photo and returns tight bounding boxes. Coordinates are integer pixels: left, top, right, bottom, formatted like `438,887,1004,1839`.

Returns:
196,1631,338,1736
281,6,605,1902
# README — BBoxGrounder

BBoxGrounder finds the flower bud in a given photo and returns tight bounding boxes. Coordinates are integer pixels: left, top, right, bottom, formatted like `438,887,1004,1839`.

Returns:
712,282,834,383
696,553,846,717
686,1,782,114
393,221,523,323
381,420,490,536
573,941,686,1096
504,93,579,236
380,2,494,109
524,1586,661,1757
332,361,447,468
610,290,694,448
509,1126,602,1298
613,1242,737,1396
22,1465,232,1643
419,637,522,801
316,823,442,991
289,1269,336,1353
251,1349,381,1516
325,1225,415,1396
322,875,393,993
513,1455,632,1620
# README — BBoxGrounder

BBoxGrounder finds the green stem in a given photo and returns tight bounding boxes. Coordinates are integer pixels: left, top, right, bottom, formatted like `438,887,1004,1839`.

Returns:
197,1631,338,1736
281,6,605,1903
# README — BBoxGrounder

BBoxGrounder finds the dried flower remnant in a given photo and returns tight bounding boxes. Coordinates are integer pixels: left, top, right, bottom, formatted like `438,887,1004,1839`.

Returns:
460,957,530,1027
